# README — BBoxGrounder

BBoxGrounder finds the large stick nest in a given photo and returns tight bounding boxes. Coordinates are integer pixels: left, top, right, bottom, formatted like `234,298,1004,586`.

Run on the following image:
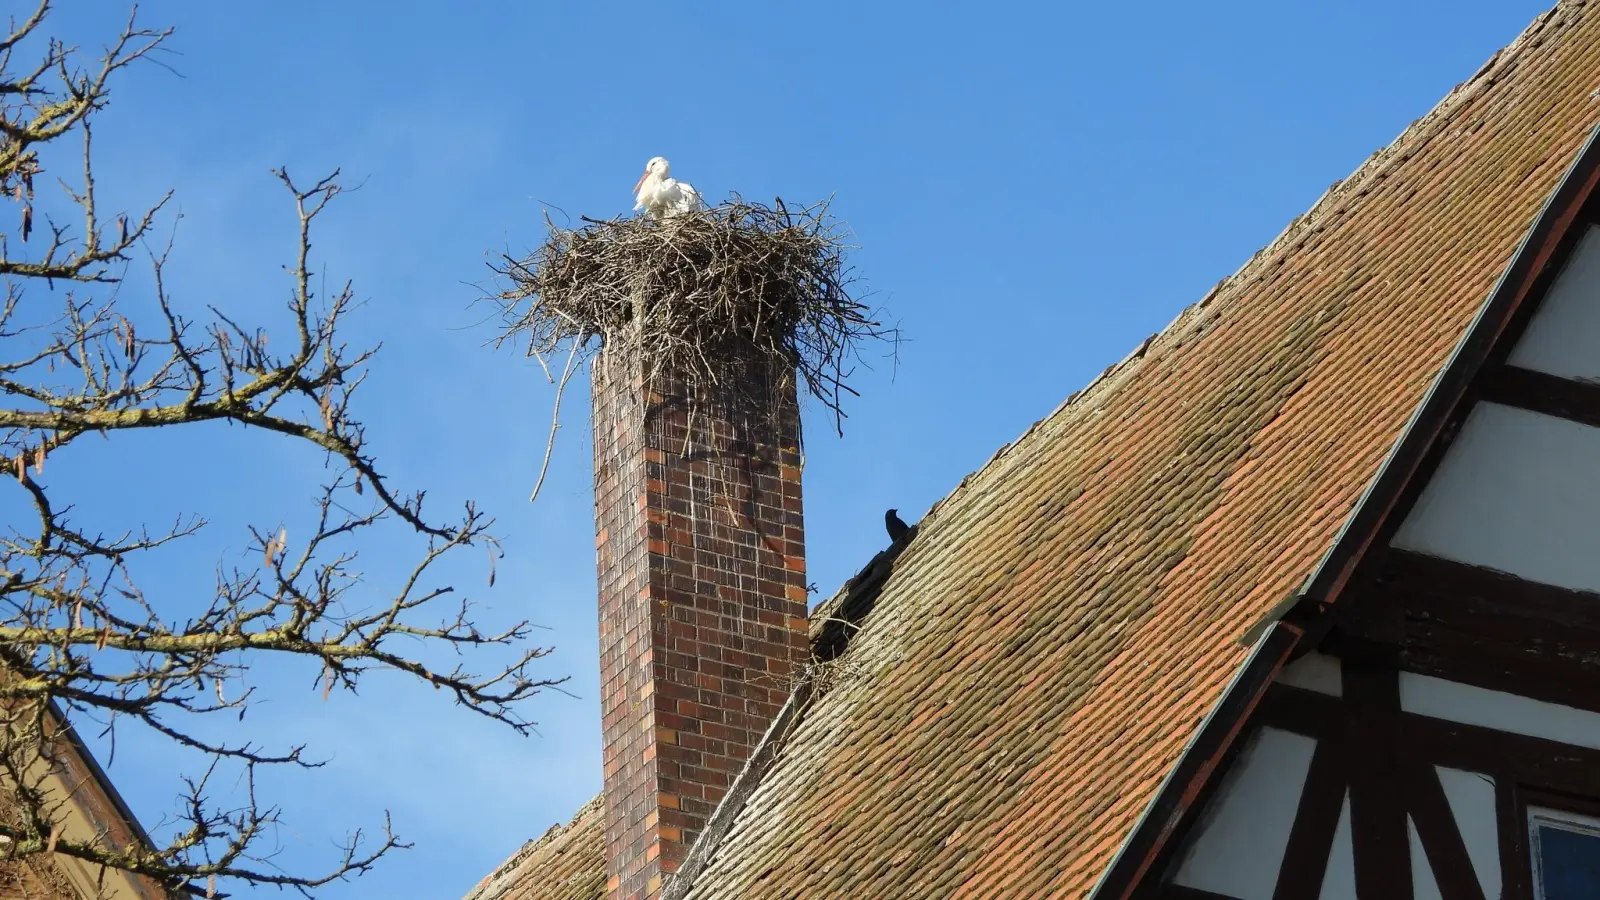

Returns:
494,197,892,431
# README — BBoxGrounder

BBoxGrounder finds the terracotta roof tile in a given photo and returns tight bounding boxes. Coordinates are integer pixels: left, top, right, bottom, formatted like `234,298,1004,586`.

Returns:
462,797,603,900
672,4,1600,898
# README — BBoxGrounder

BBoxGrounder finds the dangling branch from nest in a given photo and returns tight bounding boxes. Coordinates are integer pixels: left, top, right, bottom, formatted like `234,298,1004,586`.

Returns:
492,196,896,500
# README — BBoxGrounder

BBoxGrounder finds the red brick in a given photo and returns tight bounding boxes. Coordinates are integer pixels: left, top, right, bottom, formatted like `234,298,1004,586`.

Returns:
593,356,807,900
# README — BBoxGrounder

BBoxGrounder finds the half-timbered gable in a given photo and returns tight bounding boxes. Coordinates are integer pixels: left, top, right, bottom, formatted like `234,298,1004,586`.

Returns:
1155,103,1600,900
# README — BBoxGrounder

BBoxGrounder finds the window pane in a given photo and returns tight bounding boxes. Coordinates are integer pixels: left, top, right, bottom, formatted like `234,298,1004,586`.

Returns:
1537,824,1600,900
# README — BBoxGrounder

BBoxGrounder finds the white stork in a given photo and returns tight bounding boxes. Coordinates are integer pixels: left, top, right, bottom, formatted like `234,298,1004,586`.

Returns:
632,156,702,219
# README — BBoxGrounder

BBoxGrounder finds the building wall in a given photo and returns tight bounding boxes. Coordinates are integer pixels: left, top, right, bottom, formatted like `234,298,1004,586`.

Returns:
1168,668,1555,900
1391,222,1600,593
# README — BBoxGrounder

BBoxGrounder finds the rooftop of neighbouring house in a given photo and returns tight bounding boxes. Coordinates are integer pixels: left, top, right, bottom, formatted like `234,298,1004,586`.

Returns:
463,2,1600,897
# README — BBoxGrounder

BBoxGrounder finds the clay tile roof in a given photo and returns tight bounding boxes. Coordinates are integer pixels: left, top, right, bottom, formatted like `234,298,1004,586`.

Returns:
462,797,603,900
478,3,1600,898
672,4,1600,898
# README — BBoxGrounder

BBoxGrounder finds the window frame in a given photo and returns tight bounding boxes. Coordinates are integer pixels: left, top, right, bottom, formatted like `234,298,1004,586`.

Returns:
1527,803,1600,900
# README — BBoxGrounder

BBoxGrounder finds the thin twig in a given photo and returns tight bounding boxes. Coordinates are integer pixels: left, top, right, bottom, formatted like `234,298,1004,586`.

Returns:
527,340,581,503
489,196,896,495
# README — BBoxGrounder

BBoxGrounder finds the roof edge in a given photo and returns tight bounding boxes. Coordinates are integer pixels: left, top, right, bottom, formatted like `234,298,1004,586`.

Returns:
1091,622,1303,899
662,675,815,900
1087,113,1600,900
47,700,176,898
664,529,918,900
460,795,603,900
49,701,156,850
1278,131,1600,639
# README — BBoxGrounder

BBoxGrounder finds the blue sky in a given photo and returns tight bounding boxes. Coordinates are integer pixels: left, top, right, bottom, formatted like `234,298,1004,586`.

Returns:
22,1,1554,896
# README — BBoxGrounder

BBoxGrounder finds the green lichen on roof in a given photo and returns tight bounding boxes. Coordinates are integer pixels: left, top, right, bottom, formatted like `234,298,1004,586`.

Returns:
679,5,1600,898
467,3,1600,898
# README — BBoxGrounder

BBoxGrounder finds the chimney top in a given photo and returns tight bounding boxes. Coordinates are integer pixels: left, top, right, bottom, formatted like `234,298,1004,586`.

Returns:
496,197,890,900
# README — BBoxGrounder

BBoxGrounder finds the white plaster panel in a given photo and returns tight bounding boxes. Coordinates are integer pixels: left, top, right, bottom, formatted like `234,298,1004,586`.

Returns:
1391,401,1600,593
1319,792,1356,900
1508,225,1600,378
1400,672,1600,749
1174,727,1318,900
1275,652,1343,696
1409,815,1444,900
1436,766,1500,898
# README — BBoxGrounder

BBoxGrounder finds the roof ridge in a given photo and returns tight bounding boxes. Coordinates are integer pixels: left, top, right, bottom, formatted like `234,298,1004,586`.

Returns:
892,1,1574,559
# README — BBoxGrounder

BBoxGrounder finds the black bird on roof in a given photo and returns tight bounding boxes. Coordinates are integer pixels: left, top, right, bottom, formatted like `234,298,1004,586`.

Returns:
885,509,910,543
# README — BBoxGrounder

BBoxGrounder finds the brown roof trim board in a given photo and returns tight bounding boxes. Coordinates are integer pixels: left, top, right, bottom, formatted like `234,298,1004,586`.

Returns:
1088,120,1600,900
1094,623,1304,898
1249,127,1600,651
50,702,158,855
42,700,174,899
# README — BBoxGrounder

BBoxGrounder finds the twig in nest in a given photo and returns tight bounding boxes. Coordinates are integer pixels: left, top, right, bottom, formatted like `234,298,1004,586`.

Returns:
527,341,581,503
492,196,896,483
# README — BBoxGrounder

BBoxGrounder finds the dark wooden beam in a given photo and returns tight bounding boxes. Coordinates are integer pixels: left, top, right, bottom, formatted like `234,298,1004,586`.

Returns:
1256,682,1600,899
1479,364,1600,430
1251,685,1338,741
1356,549,1600,633
1398,715,1600,798
1406,761,1486,900
1257,684,1600,797
1343,662,1411,900
1335,550,1600,714
1497,779,1533,900
1153,885,1241,900
1272,734,1346,900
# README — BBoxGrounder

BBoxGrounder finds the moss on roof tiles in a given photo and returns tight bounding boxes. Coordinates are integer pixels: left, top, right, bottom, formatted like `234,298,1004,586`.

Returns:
680,5,1600,899
476,4,1600,899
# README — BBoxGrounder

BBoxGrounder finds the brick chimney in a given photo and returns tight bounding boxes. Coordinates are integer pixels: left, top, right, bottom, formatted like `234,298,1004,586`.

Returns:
591,353,809,900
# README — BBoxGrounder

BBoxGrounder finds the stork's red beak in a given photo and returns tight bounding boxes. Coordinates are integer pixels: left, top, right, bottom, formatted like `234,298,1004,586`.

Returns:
633,170,649,194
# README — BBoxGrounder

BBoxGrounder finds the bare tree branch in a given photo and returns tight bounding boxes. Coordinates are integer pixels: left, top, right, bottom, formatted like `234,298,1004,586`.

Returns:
0,4,560,895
